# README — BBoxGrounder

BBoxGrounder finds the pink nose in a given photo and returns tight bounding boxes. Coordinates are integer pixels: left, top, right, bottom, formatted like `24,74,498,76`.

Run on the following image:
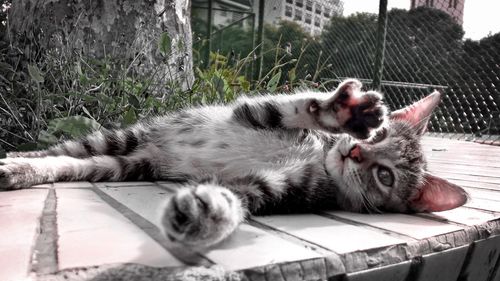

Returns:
349,144,362,163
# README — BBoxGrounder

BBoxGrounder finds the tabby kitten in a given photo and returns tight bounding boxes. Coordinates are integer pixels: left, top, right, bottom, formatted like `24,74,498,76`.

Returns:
0,79,467,248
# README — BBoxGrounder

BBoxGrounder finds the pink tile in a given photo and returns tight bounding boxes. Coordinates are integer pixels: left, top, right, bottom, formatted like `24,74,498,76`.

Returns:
0,189,48,281
329,212,463,239
56,189,183,269
254,214,406,254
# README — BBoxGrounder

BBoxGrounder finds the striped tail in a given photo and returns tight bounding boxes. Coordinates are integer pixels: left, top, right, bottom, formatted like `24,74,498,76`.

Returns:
7,125,149,159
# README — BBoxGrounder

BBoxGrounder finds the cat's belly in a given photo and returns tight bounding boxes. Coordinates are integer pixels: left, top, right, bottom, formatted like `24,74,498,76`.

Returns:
165,127,325,179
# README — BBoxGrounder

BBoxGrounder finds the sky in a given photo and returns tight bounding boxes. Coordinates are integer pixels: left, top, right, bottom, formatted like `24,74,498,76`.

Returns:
342,0,500,40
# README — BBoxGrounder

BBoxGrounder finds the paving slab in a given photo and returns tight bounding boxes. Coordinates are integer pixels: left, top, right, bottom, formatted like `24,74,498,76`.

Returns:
0,189,48,281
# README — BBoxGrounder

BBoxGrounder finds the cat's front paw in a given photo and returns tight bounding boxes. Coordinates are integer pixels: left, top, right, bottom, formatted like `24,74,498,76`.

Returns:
161,184,244,249
310,79,388,139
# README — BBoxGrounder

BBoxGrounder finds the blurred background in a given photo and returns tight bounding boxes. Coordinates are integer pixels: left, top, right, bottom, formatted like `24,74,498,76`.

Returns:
192,0,500,144
0,0,499,151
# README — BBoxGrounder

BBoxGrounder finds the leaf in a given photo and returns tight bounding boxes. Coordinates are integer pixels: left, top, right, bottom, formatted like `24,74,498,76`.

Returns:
288,68,296,84
0,62,13,73
96,93,114,104
122,108,137,126
47,116,102,138
158,32,172,56
267,70,282,93
128,95,140,108
27,64,44,84
38,130,59,146
212,75,226,101
238,76,251,92
81,106,94,119
16,142,38,152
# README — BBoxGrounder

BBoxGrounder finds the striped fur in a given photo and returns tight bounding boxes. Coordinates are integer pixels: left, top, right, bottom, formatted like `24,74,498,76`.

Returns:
1,79,465,249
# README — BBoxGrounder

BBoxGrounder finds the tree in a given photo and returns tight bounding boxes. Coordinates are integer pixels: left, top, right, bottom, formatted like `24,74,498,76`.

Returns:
320,13,378,80
261,21,321,85
317,7,500,134
8,0,194,90
383,7,464,85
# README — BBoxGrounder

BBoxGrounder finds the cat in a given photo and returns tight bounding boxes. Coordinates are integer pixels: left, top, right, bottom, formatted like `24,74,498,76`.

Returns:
0,79,467,249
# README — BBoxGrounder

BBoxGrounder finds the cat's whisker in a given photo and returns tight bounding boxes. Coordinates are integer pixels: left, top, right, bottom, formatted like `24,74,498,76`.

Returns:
364,193,383,214
353,170,376,213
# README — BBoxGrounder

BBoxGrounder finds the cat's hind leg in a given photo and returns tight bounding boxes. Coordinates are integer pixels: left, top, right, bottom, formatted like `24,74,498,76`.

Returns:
161,183,245,249
0,146,162,190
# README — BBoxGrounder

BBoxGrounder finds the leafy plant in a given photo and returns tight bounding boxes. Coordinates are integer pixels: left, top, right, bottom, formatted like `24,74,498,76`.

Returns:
1,16,327,153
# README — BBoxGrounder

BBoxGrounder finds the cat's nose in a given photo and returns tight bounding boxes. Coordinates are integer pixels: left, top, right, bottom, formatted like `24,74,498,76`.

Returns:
349,144,363,163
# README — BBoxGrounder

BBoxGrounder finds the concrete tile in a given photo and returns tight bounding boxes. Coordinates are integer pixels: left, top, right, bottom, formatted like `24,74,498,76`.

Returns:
254,215,406,254
155,181,185,192
95,182,155,188
99,185,170,226
209,224,322,271
0,189,48,281
52,181,93,189
56,189,183,269
329,212,463,239
32,183,53,188
101,185,322,271
421,207,499,226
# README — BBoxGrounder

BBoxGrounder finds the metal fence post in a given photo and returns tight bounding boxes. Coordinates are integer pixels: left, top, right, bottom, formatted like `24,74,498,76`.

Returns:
372,0,388,91
205,0,214,68
255,0,265,81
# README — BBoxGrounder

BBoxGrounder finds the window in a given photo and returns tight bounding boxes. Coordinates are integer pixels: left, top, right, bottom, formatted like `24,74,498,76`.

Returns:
454,0,458,8
294,9,302,21
449,0,453,7
315,4,322,15
314,17,320,27
295,0,303,8
285,5,293,17
305,13,312,24
425,0,434,7
286,0,293,3
306,0,312,11
324,7,331,17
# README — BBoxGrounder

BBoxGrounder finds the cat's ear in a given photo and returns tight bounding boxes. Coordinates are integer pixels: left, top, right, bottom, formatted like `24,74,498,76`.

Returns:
410,172,468,212
390,91,441,135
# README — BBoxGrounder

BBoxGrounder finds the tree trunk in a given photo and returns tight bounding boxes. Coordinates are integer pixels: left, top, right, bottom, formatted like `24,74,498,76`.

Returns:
8,0,194,91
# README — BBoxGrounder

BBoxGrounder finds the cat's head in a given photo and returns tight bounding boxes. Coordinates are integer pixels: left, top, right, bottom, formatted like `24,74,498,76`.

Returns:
325,91,468,213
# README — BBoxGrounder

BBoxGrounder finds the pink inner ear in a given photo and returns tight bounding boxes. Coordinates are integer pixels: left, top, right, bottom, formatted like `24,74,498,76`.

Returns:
390,91,441,134
411,173,468,212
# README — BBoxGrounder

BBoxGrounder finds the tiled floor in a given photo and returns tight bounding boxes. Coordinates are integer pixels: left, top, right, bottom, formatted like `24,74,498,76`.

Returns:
2,137,500,281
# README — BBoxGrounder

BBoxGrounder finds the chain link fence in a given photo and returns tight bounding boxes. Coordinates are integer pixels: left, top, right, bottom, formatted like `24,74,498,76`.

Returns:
195,0,500,145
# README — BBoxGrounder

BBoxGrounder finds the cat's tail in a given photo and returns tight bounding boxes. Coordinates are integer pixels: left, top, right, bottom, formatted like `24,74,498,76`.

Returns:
7,124,150,159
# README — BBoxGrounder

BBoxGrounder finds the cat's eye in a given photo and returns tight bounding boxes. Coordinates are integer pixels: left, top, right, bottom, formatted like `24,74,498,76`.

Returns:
377,166,394,186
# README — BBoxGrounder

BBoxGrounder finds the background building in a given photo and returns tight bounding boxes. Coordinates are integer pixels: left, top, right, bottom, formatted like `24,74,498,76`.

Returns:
192,0,344,36
257,0,344,36
411,0,465,24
